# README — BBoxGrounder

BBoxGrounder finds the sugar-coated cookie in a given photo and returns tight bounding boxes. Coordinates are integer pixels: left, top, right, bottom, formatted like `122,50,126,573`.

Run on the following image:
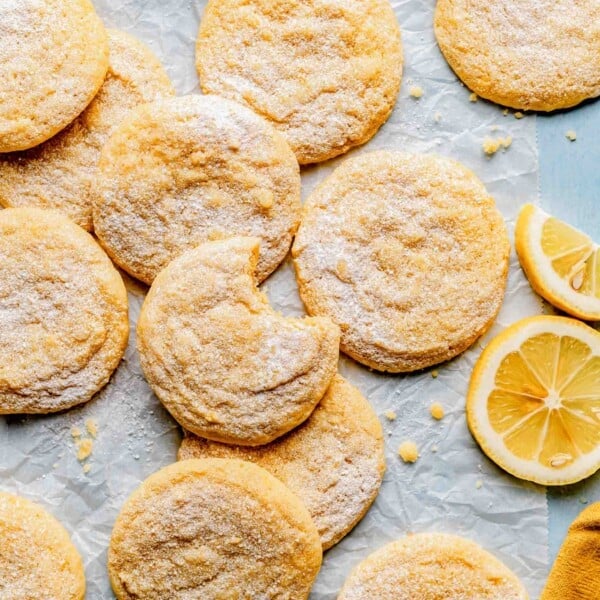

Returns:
137,237,339,445
179,374,385,549
338,533,528,599
93,94,301,283
0,492,85,600
196,0,402,164
108,458,322,599
435,0,600,111
0,0,108,152
292,151,509,372
0,29,174,230
0,208,129,414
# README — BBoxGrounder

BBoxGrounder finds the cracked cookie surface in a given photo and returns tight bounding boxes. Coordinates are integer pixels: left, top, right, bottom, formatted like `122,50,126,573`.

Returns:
0,492,85,600
109,459,322,600
0,208,129,414
179,374,384,549
196,0,402,164
137,237,339,445
93,94,301,284
338,533,527,600
0,0,108,152
292,151,509,372
0,29,173,230
435,0,600,111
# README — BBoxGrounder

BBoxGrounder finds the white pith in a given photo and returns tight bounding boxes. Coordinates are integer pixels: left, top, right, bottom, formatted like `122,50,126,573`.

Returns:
469,318,600,485
526,206,600,317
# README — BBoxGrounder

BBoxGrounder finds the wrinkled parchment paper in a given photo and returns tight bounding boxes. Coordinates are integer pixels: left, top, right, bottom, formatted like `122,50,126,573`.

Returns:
0,1,549,597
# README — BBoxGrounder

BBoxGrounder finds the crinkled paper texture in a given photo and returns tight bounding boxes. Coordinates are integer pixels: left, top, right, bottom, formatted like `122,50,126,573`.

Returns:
0,0,548,598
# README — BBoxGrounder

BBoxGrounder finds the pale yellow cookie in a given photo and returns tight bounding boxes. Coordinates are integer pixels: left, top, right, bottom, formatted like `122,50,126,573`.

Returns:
338,533,528,599
292,151,509,372
0,492,85,600
0,0,108,152
108,458,322,599
179,374,385,549
137,237,339,445
0,29,174,230
434,0,600,111
93,94,301,283
0,208,129,414
196,0,403,164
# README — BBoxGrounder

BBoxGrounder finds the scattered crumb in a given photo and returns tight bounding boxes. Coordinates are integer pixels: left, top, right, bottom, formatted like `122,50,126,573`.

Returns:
384,410,397,421
514,111,524,119
409,85,423,99
483,136,512,155
431,369,439,379
469,92,478,102
490,125,499,132
433,111,442,123
398,441,419,463
431,444,439,453
83,464,92,474
85,419,98,439
70,426,82,439
430,403,445,420
476,479,483,489
580,497,589,505
76,438,93,462
502,109,509,116
565,130,577,142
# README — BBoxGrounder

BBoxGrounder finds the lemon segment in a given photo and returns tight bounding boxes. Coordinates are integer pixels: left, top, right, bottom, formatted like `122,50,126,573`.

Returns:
515,204,600,320
467,315,600,485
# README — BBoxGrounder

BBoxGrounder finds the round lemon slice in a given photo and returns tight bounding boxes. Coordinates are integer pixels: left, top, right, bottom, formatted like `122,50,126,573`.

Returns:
516,204,600,321
467,315,600,486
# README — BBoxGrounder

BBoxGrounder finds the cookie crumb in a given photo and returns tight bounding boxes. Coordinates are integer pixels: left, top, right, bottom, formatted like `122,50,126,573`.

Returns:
580,497,588,504
85,419,97,439
430,403,445,420
483,136,512,155
83,464,91,474
476,479,483,489
433,111,442,122
398,441,419,463
469,92,478,102
431,444,439,453
502,109,509,116
431,369,439,379
70,426,82,439
565,130,577,142
76,438,93,462
490,125,499,132
384,410,397,421
409,85,423,99
514,111,524,119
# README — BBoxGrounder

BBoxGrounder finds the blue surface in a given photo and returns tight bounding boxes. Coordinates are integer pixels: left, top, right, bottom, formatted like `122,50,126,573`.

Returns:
538,98,600,563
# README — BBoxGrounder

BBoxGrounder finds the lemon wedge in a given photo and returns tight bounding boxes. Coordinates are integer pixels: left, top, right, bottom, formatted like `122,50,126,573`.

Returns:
516,204,600,321
467,316,600,485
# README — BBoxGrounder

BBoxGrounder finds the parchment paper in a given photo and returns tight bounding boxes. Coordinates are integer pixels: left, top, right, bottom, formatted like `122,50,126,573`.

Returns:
0,0,549,598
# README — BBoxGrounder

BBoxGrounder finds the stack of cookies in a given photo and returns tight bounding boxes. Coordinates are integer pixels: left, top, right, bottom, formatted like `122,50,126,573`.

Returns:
4,0,599,598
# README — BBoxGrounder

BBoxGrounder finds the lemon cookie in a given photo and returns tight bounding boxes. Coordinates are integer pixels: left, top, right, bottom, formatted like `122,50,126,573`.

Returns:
196,0,402,164
0,492,85,600
0,208,129,414
338,533,527,599
93,94,301,283
0,30,173,230
179,375,385,549
109,458,322,599
137,237,339,445
0,0,108,152
292,151,509,372
434,0,600,111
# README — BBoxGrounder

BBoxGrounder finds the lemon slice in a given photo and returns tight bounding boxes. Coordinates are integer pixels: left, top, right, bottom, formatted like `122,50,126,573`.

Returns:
467,315,600,485
516,204,600,321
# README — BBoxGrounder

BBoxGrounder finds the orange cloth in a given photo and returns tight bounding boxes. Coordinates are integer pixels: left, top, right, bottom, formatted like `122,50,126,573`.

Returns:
541,502,600,599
